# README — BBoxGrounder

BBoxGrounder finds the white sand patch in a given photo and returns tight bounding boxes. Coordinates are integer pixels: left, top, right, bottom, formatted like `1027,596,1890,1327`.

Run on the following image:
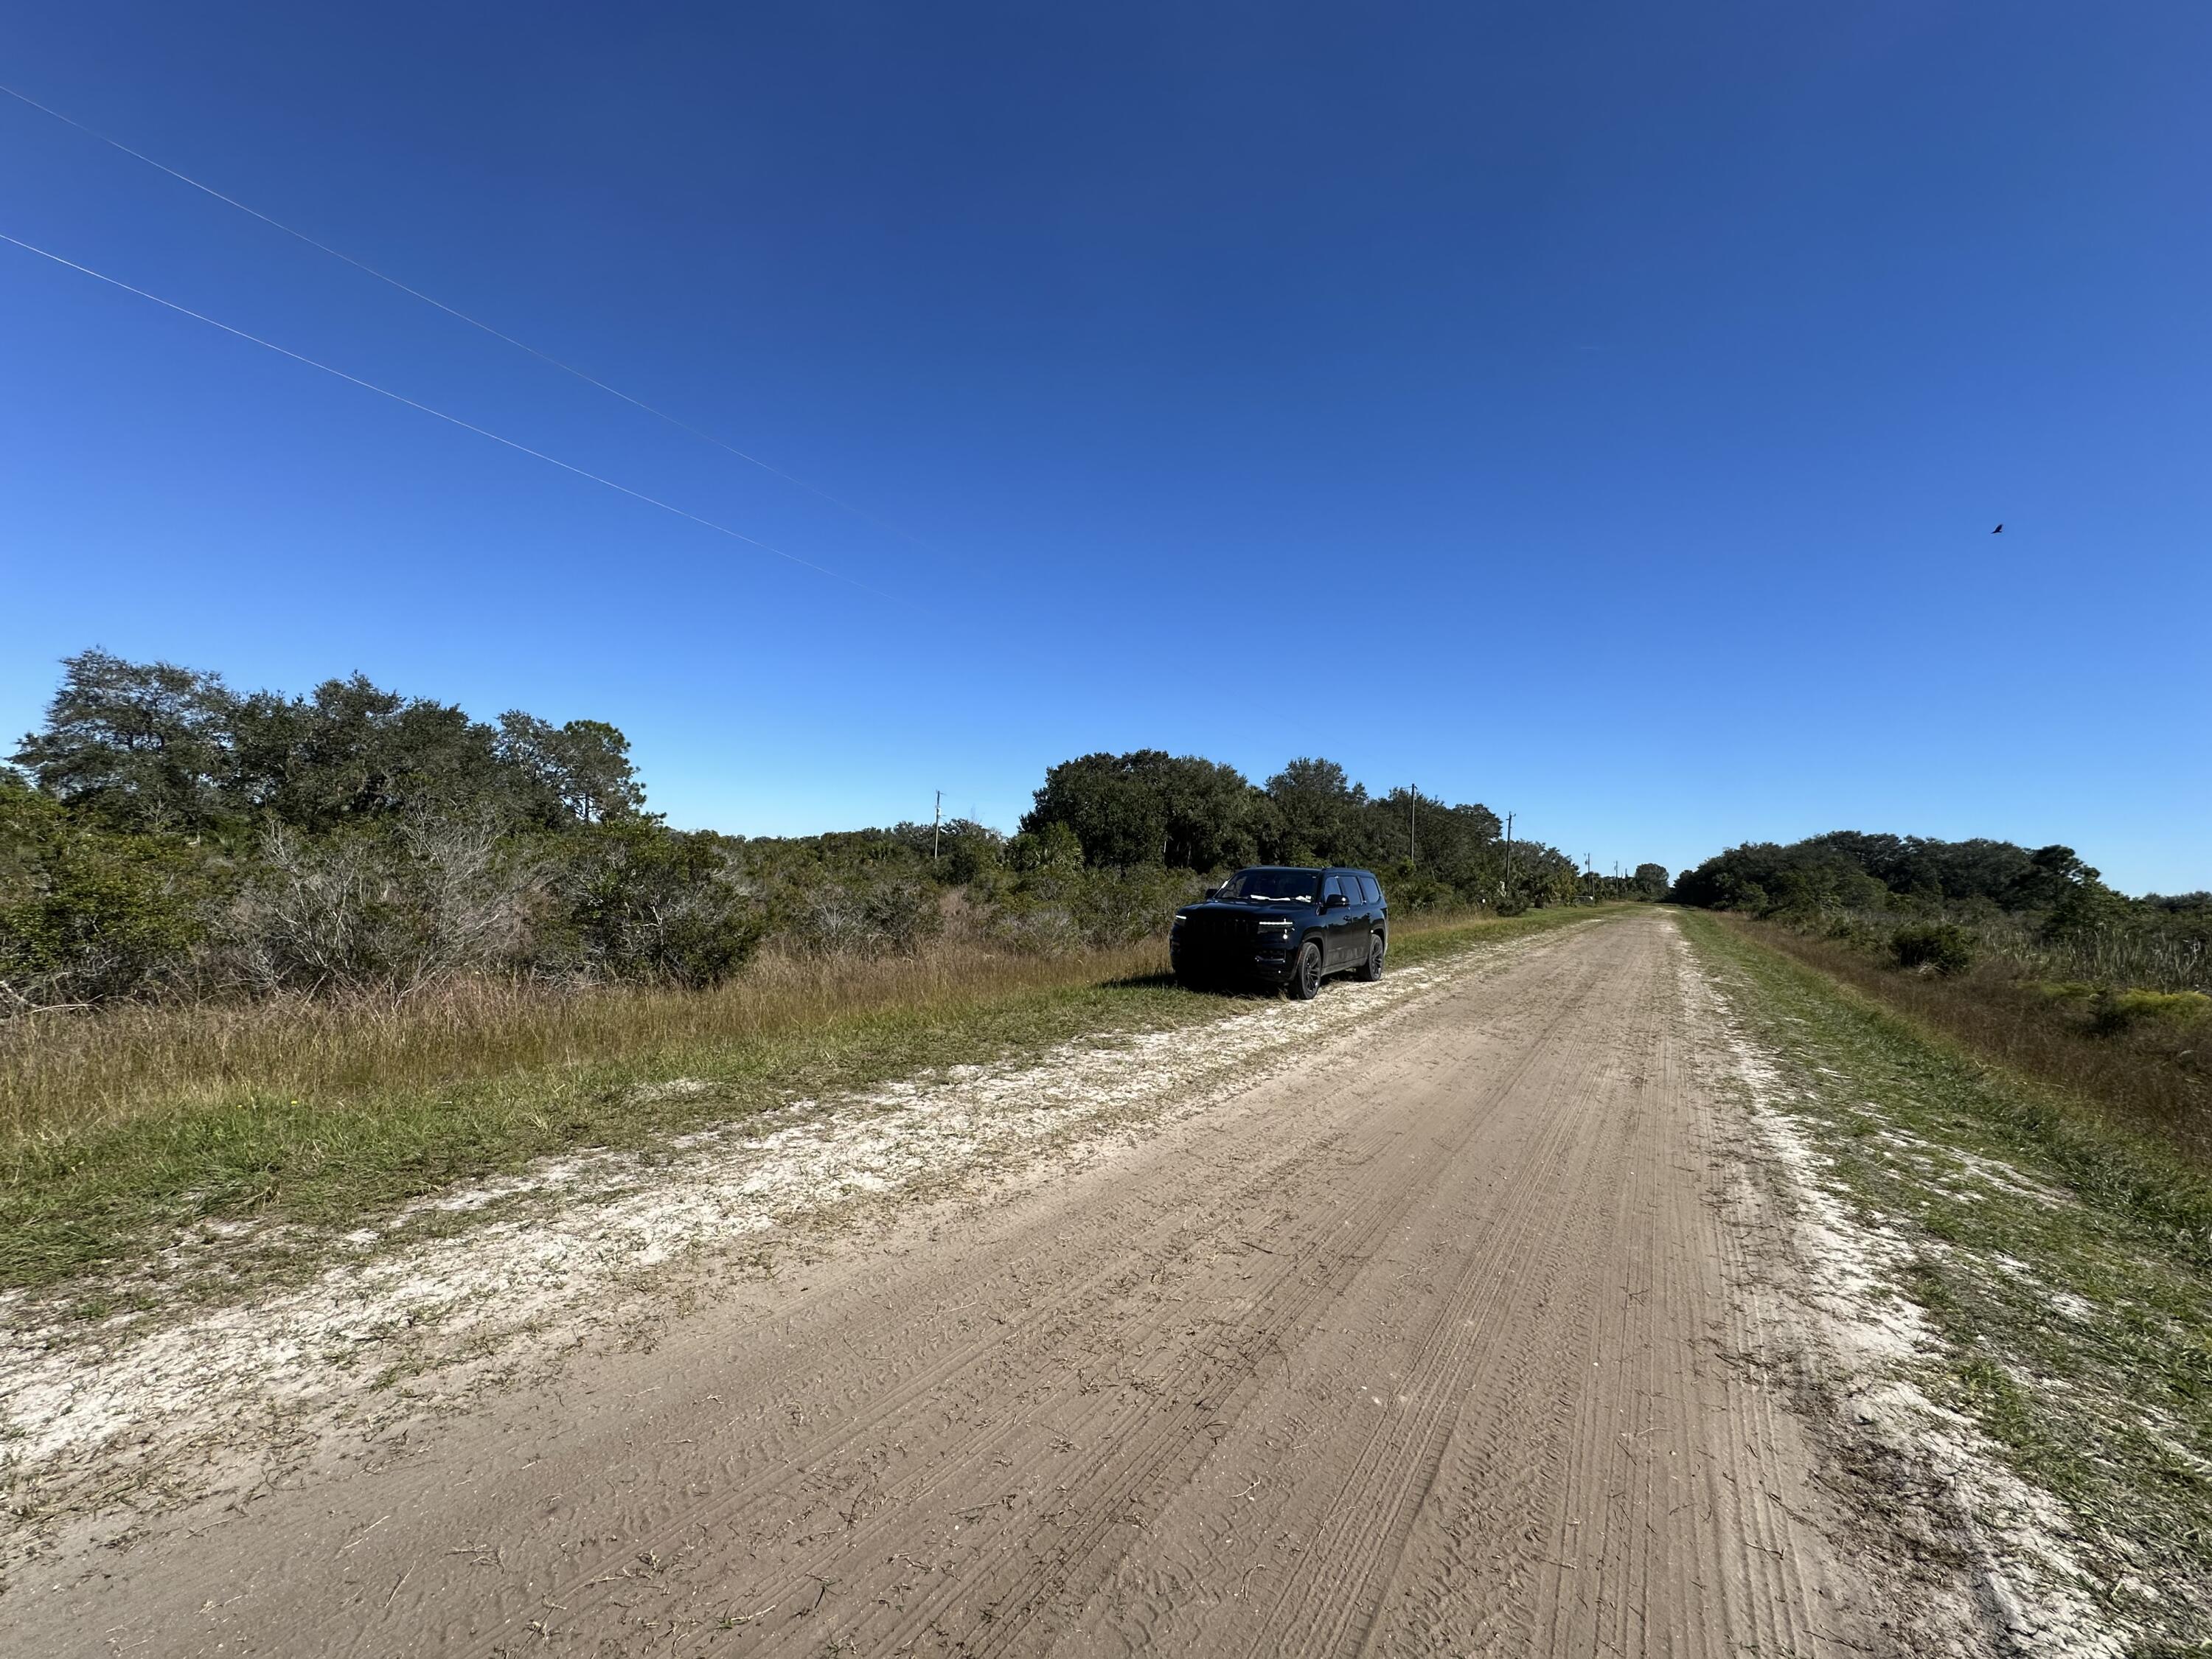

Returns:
1677,933,2129,1658
0,939,1532,1558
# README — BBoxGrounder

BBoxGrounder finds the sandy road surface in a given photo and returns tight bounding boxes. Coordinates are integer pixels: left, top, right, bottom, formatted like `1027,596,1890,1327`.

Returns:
15,914,1890,1657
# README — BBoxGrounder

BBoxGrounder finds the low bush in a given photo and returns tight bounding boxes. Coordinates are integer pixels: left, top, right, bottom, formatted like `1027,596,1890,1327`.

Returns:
2087,988,2212,1040
1891,922,1978,978
1823,914,1884,950
0,775,218,1007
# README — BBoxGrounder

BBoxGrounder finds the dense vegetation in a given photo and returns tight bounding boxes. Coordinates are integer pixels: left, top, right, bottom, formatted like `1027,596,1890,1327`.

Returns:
1018,751,1665,911
1672,830,2210,995
1672,830,2211,1167
2,651,1660,1014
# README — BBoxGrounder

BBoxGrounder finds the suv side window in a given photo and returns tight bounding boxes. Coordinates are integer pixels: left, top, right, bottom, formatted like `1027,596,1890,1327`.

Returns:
1357,874,1380,904
1323,874,1349,903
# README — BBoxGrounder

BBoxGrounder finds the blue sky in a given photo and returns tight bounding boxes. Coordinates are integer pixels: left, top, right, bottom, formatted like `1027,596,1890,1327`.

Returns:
3,2,2206,891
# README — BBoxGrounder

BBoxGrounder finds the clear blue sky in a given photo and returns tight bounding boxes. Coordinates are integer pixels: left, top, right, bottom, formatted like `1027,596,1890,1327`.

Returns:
4,2,2206,891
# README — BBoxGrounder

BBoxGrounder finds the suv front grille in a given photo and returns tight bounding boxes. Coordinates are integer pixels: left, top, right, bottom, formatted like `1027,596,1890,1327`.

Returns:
1180,911,1259,947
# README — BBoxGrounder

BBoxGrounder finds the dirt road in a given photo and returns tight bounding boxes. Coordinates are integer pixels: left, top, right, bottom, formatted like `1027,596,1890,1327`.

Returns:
15,914,1896,1657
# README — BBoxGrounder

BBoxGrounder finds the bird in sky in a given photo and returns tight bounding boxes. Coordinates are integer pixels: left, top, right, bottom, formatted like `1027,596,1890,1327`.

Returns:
1992,524,2004,533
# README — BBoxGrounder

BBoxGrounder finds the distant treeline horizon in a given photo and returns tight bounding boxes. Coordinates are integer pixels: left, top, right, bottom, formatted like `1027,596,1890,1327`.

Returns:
1670,830,2210,999
1671,831,2208,915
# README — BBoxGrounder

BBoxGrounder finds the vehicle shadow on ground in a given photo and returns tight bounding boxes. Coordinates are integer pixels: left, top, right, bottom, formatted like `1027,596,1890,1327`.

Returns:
1091,967,1287,1001
1147,975,1292,1002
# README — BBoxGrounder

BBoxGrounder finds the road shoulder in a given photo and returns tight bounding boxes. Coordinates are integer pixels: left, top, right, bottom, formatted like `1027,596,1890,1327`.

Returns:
1682,908,2212,1656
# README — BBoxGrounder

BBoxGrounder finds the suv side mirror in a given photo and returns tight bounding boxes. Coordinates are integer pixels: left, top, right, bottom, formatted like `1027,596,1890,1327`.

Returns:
1323,891,1349,911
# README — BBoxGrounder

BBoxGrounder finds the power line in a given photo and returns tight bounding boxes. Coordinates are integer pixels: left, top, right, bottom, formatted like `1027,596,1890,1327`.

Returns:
0,229,877,592
0,80,933,554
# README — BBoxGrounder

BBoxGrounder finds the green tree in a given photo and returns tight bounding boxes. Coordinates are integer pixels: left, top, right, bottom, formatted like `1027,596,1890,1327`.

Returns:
2009,845,2096,912
1023,752,1166,867
11,650,239,833
1367,790,1503,891
933,818,1005,884
1023,751,1263,869
223,674,516,828
2042,869,2126,945
496,714,646,826
1265,758,1368,865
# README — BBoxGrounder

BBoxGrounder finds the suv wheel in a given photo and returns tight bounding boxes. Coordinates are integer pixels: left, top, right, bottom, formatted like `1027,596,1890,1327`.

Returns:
1357,931,1385,982
1288,940,1324,1001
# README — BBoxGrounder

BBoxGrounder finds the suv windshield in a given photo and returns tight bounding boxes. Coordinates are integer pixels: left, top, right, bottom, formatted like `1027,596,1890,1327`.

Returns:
1215,867,1322,903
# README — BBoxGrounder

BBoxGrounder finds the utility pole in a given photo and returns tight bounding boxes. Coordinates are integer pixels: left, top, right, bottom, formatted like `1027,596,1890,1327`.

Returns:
932,789,943,863
1502,811,1514,902
1408,785,1416,864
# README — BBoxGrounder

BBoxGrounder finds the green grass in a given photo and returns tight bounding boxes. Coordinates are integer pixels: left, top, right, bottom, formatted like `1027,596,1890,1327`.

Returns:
1680,911,2212,1652
0,906,1616,1306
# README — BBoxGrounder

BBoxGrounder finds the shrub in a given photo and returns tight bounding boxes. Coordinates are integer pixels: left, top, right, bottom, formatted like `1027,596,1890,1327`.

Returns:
1377,866,1458,914
554,821,763,987
2087,988,2212,1039
782,872,942,957
1822,915,1882,950
1891,922,1977,978
976,861,1203,954
0,774,214,1006
1001,822,1081,874
210,818,544,997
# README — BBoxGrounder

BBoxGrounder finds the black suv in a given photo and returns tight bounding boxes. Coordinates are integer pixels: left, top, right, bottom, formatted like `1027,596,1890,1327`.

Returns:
1169,866,1388,999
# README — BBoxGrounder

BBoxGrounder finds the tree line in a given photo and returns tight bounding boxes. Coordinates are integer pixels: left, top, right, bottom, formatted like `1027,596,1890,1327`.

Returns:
1,651,1663,1010
1670,830,2210,991
1015,750,1666,908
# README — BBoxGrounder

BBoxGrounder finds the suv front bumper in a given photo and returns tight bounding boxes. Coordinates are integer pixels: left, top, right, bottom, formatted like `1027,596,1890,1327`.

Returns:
1172,937,1299,984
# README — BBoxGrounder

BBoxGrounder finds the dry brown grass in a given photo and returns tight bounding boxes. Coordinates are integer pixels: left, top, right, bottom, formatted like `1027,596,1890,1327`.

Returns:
1730,916,2212,1166
0,940,1170,1152
0,907,1579,1295
0,907,1503,1155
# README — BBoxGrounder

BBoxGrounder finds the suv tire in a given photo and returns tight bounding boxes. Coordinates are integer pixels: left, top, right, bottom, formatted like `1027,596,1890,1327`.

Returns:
1357,931,1385,982
1288,940,1324,1001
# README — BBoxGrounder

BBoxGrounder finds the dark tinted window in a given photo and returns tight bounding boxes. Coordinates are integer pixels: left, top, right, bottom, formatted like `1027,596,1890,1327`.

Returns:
1218,867,1322,902
1322,874,1349,900
1357,874,1380,903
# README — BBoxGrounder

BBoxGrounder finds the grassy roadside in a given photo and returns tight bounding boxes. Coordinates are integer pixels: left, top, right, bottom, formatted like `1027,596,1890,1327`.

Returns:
1727,915,2212,1169
1679,910,2212,1653
1,906,1622,1303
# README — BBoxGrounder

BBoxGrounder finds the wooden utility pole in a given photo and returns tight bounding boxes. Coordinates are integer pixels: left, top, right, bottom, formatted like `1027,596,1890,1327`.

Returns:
1408,785,1416,864
932,790,943,863
1502,811,1514,901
